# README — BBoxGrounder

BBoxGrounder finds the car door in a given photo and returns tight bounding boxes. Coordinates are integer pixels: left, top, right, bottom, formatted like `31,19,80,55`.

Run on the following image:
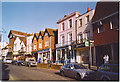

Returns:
63,64,70,76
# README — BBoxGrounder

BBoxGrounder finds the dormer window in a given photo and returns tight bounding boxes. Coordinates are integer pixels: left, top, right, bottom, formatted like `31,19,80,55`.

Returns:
10,34,13,39
40,35,42,38
46,33,48,36
86,15,89,24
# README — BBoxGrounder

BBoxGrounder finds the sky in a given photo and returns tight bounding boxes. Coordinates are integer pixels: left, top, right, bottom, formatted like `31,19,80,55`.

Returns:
1,1,97,43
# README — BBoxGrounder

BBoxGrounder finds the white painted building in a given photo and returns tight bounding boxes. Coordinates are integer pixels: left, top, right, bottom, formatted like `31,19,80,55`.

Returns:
75,8,95,64
0,42,8,59
13,37,26,60
26,33,34,55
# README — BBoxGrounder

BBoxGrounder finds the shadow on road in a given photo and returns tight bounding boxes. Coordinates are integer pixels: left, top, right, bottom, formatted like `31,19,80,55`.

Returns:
2,63,10,81
54,72,76,80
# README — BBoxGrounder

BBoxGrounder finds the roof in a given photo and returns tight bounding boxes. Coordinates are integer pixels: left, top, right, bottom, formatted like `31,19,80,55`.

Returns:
27,33,34,36
40,31,44,36
8,30,27,38
34,33,39,38
92,2,119,23
57,11,80,24
46,28,56,35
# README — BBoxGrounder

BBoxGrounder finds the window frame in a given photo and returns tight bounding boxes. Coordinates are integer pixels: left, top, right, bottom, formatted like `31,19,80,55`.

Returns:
79,19,82,27
98,25,104,33
39,42,42,49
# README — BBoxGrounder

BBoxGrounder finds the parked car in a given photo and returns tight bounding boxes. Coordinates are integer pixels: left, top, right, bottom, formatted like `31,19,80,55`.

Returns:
25,57,37,67
4,58,12,64
11,60,17,65
96,63,119,80
60,63,94,80
16,60,25,66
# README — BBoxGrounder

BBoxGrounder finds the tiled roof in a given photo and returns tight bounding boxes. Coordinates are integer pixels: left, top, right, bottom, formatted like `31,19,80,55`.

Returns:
27,33,34,36
40,31,44,36
92,2,119,23
10,30,27,36
46,28,57,36
35,33,39,38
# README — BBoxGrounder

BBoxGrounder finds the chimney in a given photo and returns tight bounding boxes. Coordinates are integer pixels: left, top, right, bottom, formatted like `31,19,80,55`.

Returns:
87,7,89,12
64,15,67,18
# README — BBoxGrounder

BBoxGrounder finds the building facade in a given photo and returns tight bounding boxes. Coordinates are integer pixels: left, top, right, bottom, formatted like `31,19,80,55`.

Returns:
92,2,119,66
75,9,95,65
8,30,27,59
32,33,39,61
37,28,57,63
56,11,80,63
26,33,34,55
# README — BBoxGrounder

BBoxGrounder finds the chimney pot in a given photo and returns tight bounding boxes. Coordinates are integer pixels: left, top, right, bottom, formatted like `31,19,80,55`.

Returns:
87,7,89,11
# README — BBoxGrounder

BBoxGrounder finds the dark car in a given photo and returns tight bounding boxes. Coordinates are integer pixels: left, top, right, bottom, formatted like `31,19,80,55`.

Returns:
16,61,25,66
60,63,94,80
96,64,119,80
11,60,17,65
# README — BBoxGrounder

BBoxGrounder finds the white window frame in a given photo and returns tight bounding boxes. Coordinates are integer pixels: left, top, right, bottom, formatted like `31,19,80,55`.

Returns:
45,41,49,47
98,25,104,33
68,19,72,28
34,44,36,50
39,42,42,49
86,15,89,24
46,33,48,36
79,19,82,27
61,23,64,31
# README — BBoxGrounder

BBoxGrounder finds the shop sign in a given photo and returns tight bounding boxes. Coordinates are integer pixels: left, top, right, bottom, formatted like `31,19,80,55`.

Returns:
37,48,50,53
85,41,89,47
74,43,85,48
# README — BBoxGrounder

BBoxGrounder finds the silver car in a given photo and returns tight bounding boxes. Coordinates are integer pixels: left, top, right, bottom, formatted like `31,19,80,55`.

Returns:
60,63,94,80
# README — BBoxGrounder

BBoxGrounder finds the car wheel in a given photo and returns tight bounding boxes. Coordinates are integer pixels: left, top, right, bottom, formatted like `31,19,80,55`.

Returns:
75,73,81,80
60,71,64,76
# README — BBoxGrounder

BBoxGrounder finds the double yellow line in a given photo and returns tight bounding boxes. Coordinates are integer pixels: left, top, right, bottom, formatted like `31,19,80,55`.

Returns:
9,74,14,80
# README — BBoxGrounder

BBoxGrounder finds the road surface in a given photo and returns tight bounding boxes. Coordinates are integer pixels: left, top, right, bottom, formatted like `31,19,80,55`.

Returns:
2,63,76,81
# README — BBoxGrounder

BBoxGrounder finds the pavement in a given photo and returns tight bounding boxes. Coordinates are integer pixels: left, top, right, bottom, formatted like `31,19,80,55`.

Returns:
2,63,76,81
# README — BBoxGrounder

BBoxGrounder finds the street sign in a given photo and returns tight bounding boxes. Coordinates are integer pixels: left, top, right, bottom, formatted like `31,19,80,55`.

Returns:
85,41,89,47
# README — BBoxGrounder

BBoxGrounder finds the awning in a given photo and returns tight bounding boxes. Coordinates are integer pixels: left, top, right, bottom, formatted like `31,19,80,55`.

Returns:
37,48,50,53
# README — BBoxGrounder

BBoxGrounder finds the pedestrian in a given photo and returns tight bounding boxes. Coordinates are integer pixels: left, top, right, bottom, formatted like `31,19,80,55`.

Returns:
103,54,109,64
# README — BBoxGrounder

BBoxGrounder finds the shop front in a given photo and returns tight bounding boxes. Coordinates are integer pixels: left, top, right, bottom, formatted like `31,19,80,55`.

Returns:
37,48,51,64
74,41,94,65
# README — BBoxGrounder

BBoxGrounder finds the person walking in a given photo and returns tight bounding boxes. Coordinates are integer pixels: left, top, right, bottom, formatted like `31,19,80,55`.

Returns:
103,54,109,64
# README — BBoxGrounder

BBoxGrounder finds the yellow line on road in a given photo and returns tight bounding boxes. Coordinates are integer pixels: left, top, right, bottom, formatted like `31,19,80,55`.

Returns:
9,74,14,80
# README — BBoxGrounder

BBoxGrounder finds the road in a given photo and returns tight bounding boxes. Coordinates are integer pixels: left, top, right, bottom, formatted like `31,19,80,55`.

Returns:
2,63,76,81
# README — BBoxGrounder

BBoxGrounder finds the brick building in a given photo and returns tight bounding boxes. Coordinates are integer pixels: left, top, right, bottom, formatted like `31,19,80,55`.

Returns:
92,2,119,66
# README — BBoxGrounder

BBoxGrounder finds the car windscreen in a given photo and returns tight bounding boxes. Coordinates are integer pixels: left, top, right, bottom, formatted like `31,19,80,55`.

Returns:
6,59,11,60
74,64,87,69
29,59,35,61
